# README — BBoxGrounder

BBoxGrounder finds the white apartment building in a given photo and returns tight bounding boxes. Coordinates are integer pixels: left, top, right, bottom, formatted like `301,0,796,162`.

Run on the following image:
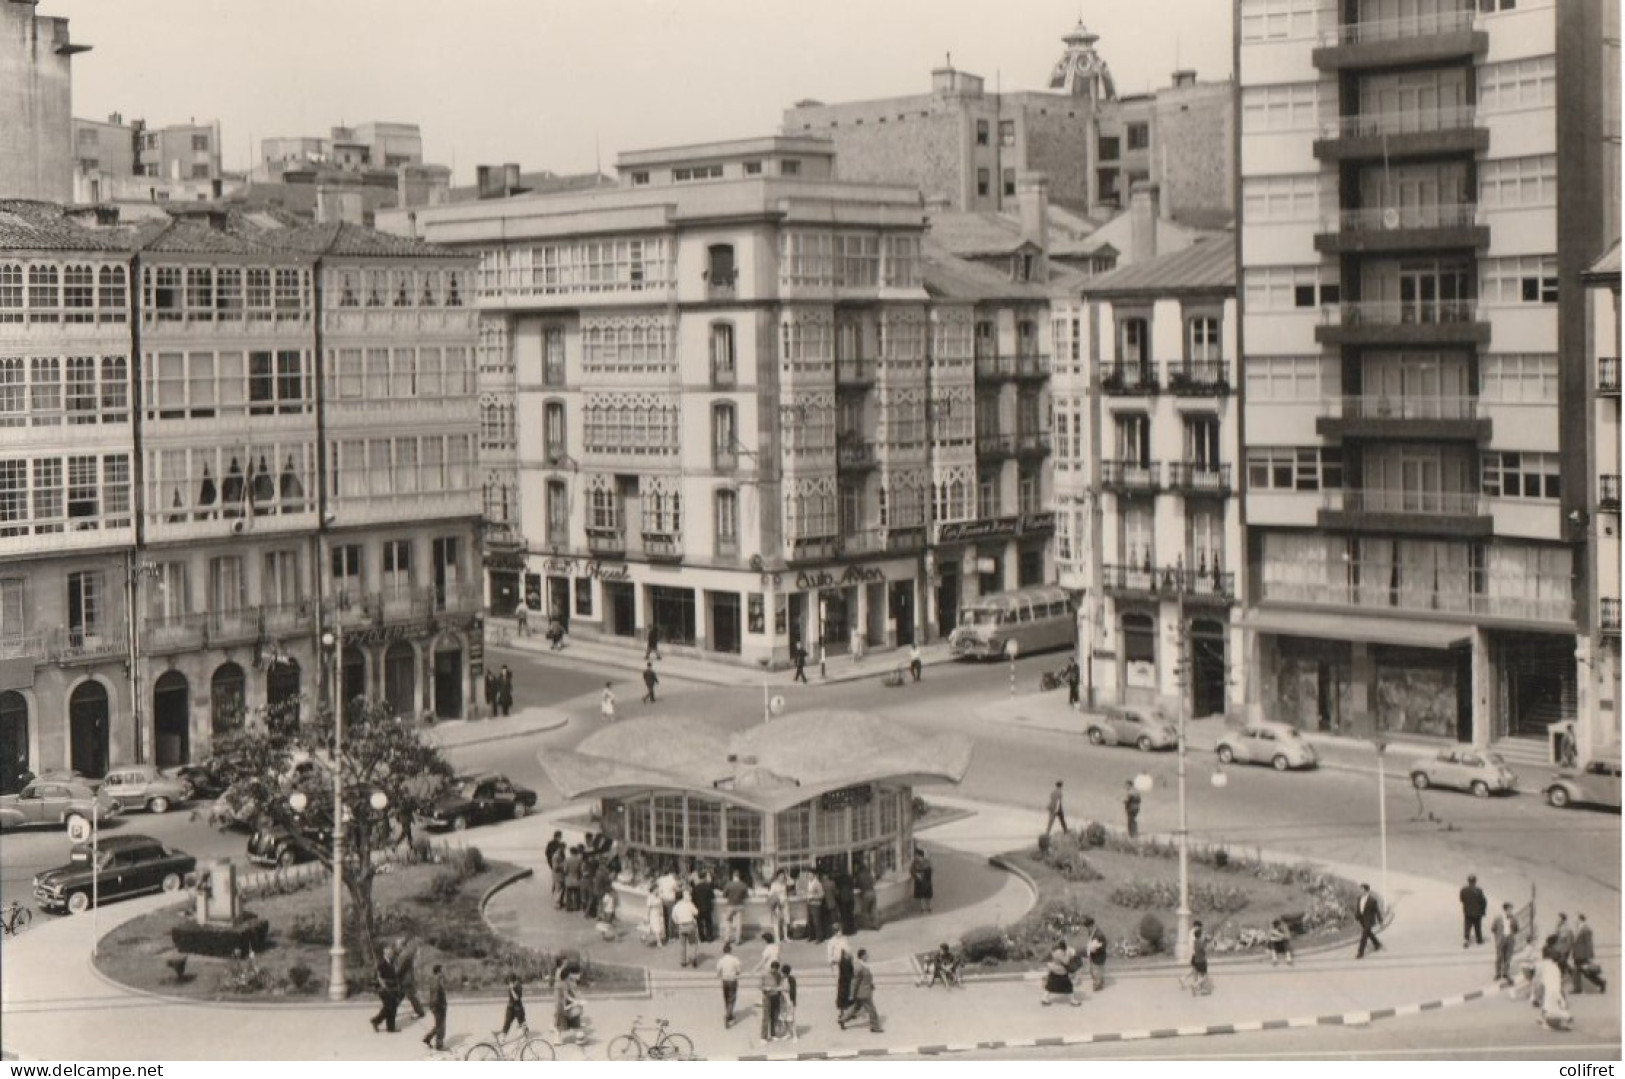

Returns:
1584,242,1620,757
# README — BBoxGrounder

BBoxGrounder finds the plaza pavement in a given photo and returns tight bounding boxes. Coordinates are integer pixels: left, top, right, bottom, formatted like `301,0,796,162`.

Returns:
5,787,1606,1062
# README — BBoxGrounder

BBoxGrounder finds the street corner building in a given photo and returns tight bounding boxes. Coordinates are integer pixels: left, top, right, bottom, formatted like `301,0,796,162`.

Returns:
0,199,485,794
539,709,973,918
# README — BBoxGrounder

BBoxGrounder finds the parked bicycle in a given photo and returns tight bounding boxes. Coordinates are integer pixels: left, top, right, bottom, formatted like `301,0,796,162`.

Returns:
607,1016,693,1061
463,1025,555,1061
1,900,31,938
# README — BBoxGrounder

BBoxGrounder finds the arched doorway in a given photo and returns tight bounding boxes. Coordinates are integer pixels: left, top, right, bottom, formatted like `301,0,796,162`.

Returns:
1191,618,1228,720
69,680,110,778
433,638,463,720
383,641,416,720
341,644,366,723
153,671,190,767
266,659,301,733
211,662,247,736
0,690,28,794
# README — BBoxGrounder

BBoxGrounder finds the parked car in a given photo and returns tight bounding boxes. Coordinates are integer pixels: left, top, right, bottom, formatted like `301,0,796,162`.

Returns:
1409,749,1519,797
1084,707,1178,752
173,761,234,801
1215,721,1319,771
247,819,328,868
0,780,119,832
418,773,538,831
101,765,191,814
34,834,196,914
1545,755,1622,810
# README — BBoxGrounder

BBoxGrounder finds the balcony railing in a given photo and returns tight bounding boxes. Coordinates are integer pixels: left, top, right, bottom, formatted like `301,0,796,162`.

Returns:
1015,353,1050,378
1319,104,1479,141
1320,203,1478,234
837,436,879,469
884,525,928,553
706,269,737,301
713,448,738,473
1322,300,1479,327
423,582,482,614
1166,462,1231,494
585,528,626,555
1601,474,1621,512
1101,364,1159,395
786,535,842,564
836,358,876,385
1101,563,1160,595
41,623,130,663
1322,488,1485,518
642,532,682,562
1327,394,1481,421
1015,428,1052,455
261,602,310,636
975,433,1015,458
1317,7,1476,46
1601,357,1621,395
0,632,46,662
1603,598,1622,634
1165,360,1229,395
1100,460,1162,492
1259,576,1577,624
975,352,1015,379
1100,564,1236,602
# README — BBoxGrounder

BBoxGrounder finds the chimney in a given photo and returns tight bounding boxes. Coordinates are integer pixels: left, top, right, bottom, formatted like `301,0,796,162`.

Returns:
1016,172,1050,281
503,163,521,194
476,164,500,199
1170,69,1197,88
1130,181,1160,264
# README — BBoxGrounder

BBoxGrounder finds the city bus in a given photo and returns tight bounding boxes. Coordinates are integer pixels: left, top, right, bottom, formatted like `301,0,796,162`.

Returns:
947,584,1075,660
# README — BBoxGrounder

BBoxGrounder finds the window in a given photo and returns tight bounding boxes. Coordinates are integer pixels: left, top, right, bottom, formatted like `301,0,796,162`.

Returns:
1478,56,1556,112
1002,168,1016,198
1247,447,1344,491
28,265,60,322
715,489,738,552
977,169,990,197
977,473,1000,519
67,571,103,639
263,549,300,608
1126,122,1149,150
274,269,303,321
834,234,879,287
1241,83,1320,132
0,577,25,638
630,170,650,185
588,480,620,531
1115,413,1151,464
1479,155,1557,209
999,120,1016,147
672,163,724,182
1245,266,1337,311
1117,317,1150,370
1098,135,1120,160
0,264,20,322
1188,317,1222,363
546,480,569,542
712,403,737,466
780,159,800,176
1481,256,1557,305
1244,356,1337,401
191,133,210,152
976,120,990,146
381,540,412,598
63,265,94,322
1239,0,1325,41
1123,611,1155,664
709,322,736,383
1480,353,1558,403
1482,452,1561,500
1242,174,1321,222
543,401,567,462
331,544,363,601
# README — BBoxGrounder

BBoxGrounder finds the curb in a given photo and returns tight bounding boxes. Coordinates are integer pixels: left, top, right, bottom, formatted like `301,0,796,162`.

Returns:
734,985,1498,1060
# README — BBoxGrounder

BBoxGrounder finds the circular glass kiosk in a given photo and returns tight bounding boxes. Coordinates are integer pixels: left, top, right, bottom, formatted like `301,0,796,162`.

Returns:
540,710,972,932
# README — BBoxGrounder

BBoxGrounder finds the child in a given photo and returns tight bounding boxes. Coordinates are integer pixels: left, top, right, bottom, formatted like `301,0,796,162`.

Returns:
497,973,526,1037
596,886,619,942
1268,917,1294,966
1188,923,1212,995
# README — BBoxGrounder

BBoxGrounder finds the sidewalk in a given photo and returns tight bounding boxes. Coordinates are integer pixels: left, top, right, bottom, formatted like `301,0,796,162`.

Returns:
5,790,1589,1062
489,617,958,690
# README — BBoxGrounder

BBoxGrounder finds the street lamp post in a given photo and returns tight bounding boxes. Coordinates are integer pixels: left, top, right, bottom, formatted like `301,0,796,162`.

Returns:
320,622,346,1002
124,557,164,765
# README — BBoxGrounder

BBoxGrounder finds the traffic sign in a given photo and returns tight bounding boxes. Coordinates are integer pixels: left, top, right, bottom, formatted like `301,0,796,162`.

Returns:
769,695,786,716
68,818,91,843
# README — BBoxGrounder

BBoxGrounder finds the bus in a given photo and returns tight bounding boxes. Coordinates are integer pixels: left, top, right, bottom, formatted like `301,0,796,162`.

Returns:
947,585,1075,660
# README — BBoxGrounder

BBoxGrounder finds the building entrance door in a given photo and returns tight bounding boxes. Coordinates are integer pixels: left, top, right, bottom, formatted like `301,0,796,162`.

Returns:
604,582,636,637
153,671,190,767
1191,620,1227,720
69,681,110,779
889,580,914,647
434,646,463,719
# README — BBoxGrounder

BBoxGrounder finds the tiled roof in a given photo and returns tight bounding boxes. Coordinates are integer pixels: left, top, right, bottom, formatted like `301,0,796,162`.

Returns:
1079,234,1235,295
926,212,1028,256
1587,240,1621,278
922,248,1052,301
136,217,270,256
0,201,136,252
242,219,466,260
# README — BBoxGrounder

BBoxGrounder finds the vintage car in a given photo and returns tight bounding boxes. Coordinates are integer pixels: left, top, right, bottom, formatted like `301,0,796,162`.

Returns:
418,773,538,831
247,819,328,868
1545,755,1622,810
101,765,191,814
0,780,119,832
1084,707,1178,752
1215,721,1319,771
34,835,196,914
1409,749,1519,797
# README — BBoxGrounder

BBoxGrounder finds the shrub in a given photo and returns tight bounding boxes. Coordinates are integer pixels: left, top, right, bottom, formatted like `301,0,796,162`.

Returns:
426,866,465,903
959,925,1013,964
220,951,269,994
1083,821,1107,848
1212,848,1229,869
1138,913,1165,952
165,956,190,983
437,844,487,881
912,795,930,819
284,912,331,946
1036,832,1051,856
172,916,270,958
285,963,317,994
410,835,434,865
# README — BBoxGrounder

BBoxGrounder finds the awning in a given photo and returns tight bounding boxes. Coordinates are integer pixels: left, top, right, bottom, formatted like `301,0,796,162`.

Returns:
1239,608,1471,650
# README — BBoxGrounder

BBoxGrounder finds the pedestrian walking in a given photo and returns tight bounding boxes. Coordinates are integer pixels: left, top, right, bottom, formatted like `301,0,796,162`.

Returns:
421,965,448,1051
497,973,526,1037
855,857,879,931
673,889,701,968
1045,780,1068,836
778,964,799,1041
547,618,566,651
1267,917,1295,966
909,643,922,682
1539,938,1573,1030
910,847,934,914
600,682,616,722
837,949,883,1032
793,643,809,683
1493,901,1520,984
497,665,514,717
692,870,717,944
371,945,402,1033
516,605,529,637
1123,780,1141,839
716,943,743,1028
1042,938,1084,1006
1185,923,1212,994
768,868,790,942
548,846,567,909
643,883,667,947
804,868,827,942
827,929,854,1013
1065,659,1081,708
1085,917,1108,991
1460,874,1487,948
722,870,749,945
759,961,784,1044
646,624,662,661
1553,912,1576,982
1571,913,1607,993
751,931,782,977
395,934,427,1020
1355,883,1384,958
641,662,659,703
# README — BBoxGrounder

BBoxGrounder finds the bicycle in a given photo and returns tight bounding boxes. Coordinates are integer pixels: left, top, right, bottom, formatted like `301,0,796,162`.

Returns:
606,1016,694,1061
463,1024,556,1061
1,901,31,937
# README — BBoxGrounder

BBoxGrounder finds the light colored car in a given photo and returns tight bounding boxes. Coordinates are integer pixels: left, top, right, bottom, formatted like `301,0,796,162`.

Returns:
1545,755,1622,810
0,780,119,831
1409,749,1518,798
1085,707,1178,752
100,765,191,814
1215,722,1318,771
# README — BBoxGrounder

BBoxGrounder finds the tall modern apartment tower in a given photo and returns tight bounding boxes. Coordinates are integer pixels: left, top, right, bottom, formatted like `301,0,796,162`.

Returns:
1236,0,1618,754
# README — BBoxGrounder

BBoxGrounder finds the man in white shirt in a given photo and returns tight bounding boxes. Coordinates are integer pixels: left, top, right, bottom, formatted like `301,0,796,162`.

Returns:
672,889,701,968
657,870,681,942
715,942,743,1028
803,871,827,942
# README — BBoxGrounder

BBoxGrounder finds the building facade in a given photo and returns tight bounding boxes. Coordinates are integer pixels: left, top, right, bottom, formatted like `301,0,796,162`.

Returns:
1583,242,1620,758
0,201,480,792
0,0,82,202
1235,0,1618,751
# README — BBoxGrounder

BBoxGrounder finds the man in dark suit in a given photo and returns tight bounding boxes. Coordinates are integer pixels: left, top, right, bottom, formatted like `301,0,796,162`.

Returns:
1459,874,1487,948
370,946,402,1033
1355,883,1384,958
1571,913,1606,994
1492,901,1520,984
837,949,883,1032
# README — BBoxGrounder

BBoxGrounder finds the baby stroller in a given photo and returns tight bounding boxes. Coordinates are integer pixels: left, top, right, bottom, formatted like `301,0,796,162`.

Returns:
919,946,964,989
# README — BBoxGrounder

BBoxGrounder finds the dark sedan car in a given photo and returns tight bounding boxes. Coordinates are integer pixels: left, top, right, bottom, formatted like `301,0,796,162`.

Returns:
418,773,537,831
247,820,329,868
34,834,196,914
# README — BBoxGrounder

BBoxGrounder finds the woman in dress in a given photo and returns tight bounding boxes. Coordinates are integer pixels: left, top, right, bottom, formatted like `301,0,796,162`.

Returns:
768,869,790,942
1538,936,1573,1029
1042,939,1083,1006
827,928,855,1014
910,848,934,915
644,883,666,947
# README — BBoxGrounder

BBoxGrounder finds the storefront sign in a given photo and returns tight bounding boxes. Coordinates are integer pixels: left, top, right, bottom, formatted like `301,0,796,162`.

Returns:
468,628,485,682
1019,511,1056,533
794,564,887,591
540,556,631,582
936,517,1019,544
346,622,431,647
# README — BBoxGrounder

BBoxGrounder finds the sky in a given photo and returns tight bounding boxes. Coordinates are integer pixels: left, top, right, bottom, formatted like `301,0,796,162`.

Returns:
53,0,1232,183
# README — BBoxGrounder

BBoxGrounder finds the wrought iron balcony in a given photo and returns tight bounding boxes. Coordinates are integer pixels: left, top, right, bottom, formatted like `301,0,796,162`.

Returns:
1101,364,1159,395
642,532,683,563
975,352,1016,380
1015,428,1052,456
706,269,737,301
585,527,626,556
1014,352,1050,379
1099,460,1162,493
1165,360,1229,396
1317,394,1489,441
0,631,46,663
1166,462,1231,495
975,433,1016,459
836,435,879,470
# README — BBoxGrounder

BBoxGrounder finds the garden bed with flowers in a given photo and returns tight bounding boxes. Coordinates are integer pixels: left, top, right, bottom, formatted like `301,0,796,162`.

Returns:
943,824,1363,973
